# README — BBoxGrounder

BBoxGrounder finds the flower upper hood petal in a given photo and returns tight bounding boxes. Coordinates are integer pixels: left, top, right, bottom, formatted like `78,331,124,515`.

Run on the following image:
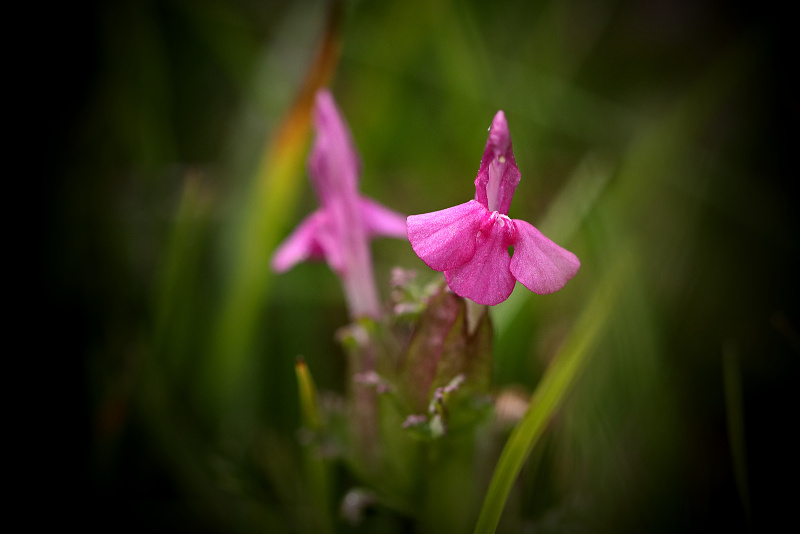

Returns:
308,90,363,207
474,111,521,215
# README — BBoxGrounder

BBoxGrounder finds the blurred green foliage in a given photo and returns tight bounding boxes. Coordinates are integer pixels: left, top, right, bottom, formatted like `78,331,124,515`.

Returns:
48,0,796,532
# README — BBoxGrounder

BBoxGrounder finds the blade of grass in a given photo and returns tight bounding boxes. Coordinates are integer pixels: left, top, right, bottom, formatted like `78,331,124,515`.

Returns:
474,249,634,534
141,173,217,502
296,357,322,431
295,358,332,533
153,172,212,364
722,343,751,524
207,0,344,409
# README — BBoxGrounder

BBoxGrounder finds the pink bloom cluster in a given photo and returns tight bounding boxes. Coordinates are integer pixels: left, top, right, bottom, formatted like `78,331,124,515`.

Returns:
407,112,580,305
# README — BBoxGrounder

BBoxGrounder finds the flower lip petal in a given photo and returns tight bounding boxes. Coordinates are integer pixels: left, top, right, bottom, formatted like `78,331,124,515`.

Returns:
407,200,486,272
474,111,521,215
509,219,580,294
359,196,408,238
444,214,516,305
271,210,329,273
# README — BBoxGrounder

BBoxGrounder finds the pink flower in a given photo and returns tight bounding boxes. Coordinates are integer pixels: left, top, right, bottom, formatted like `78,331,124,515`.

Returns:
272,90,407,318
407,111,580,306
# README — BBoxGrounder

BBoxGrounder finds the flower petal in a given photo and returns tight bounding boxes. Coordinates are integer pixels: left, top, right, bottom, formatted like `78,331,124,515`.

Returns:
359,195,407,238
509,220,580,294
407,200,486,271
308,90,362,205
473,111,521,215
271,210,330,273
444,215,516,305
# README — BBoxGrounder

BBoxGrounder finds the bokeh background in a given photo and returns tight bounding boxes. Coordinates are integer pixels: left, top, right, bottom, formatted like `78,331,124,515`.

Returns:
44,0,796,532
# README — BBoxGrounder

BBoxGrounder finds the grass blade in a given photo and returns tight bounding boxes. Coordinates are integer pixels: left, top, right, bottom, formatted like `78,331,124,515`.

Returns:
474,251,633,534
207,0,344,408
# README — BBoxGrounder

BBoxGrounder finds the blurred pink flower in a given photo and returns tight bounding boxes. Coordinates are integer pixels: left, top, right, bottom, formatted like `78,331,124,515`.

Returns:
272,89,406,318
407,111,580,306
